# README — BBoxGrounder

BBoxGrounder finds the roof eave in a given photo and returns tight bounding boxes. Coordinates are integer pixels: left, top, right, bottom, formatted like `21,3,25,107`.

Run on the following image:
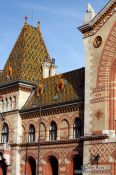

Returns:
78,0,116,34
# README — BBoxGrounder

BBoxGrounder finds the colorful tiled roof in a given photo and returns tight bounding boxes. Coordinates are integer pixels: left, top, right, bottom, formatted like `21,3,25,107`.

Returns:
0,22,51,84
22,68,85,110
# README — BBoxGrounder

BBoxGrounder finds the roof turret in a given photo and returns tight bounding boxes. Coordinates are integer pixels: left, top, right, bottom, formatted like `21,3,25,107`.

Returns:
0,18,51,84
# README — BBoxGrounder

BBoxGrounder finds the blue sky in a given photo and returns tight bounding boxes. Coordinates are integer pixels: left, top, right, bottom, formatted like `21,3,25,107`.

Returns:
0,0,109,73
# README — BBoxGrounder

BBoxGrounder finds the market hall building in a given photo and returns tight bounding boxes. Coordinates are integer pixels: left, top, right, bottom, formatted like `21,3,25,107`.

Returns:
0,0,115,175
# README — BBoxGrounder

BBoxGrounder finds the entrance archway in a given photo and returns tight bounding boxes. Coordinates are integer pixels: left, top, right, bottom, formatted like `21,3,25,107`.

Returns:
73,155,82,175
0,160,7,175
25,156,36,175
49,156,58,175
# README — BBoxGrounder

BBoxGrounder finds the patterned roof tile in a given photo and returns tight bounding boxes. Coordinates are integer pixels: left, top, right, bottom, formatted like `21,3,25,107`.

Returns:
0,23,51,83
22,68,85,110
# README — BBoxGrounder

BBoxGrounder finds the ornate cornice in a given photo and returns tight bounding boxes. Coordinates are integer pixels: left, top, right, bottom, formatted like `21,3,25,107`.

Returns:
0,80,35,95
78,1,116,38
10,134,108,147
20,101,83,119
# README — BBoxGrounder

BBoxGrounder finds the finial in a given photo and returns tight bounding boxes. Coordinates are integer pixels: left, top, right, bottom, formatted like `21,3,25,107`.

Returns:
87,3,95,13
24,16,28,23
37,17,40,27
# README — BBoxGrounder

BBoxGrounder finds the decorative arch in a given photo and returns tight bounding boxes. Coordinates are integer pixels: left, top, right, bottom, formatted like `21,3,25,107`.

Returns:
109,58,116,130
47,116,59,127
71,111,80,123
40,122,46,140
66,152,83,175
43,151,60,162
73,117,82,138
43,153,59,175
22,151,37,162
49,121,57,141
27,120,37,130
1,123,9,143
22,156,36,175
96,22,116,130
97,22,116,87
60,119,69,139
28,124,35,143
9,96,12,110
0,120,11,138
12,96,16,109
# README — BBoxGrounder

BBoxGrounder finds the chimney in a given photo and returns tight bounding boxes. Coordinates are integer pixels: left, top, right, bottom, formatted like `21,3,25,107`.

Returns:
42,58,51,78
50,58,57,77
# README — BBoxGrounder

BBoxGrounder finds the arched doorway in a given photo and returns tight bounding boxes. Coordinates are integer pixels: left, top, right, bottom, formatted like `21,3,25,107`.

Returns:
25,156,36,175
0,158,7,175
73,155,82,175
48,156,58,175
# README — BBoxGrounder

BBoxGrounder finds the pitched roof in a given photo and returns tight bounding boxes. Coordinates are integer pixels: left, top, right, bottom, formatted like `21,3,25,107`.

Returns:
22,68,85,111
0,22,51,84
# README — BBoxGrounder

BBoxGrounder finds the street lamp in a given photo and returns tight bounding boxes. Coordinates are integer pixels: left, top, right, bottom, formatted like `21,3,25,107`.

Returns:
36,83,44,175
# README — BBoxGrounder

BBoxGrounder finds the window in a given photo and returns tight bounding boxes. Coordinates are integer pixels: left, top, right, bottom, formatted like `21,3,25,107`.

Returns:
28,125,35,143
1,123,9,143
49,121,57,141
40,123,46,140
73,118,82,138
60,119,69,139
13,96,16,109
9,97,12,110
5,98,8,111
1,99,4,111
22,126,25,143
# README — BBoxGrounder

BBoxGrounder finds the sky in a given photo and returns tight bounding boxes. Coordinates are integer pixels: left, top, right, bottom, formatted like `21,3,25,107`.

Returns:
0,0,109,74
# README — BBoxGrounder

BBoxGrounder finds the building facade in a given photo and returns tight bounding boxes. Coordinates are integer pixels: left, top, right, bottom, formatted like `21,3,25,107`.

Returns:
79,0,116,175
0,0,115,175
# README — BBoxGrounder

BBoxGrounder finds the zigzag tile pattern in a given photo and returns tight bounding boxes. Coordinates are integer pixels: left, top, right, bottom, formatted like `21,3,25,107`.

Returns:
0,23,50,83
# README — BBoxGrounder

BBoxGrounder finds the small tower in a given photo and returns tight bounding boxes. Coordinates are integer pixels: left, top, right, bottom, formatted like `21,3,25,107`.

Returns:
50,58,57,77
84,3,96,24
42,58,51,78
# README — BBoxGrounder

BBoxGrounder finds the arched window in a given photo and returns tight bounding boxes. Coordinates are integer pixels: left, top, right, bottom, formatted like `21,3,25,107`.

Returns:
9,97,12,110
1,99,4,112
5,98,8,111
1,123,9,143
73,118,82,138
49,121,57,141
28,125,35,143
60,119,69,139
22,126,25,143
13,96,16,109
40,123,46,140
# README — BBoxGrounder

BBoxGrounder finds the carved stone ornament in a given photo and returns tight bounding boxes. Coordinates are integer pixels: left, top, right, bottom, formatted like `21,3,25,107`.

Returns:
94,109,103,120
56,78,65,92
93,36,102,48
36,83,44,96
6,61,13,79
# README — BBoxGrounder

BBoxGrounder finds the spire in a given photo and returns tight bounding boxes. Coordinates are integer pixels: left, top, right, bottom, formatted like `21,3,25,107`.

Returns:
24,16,28,24
37,17,40,28
37,17,41,33
87,3,95,13
24,16,28,30
84,3,96,24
